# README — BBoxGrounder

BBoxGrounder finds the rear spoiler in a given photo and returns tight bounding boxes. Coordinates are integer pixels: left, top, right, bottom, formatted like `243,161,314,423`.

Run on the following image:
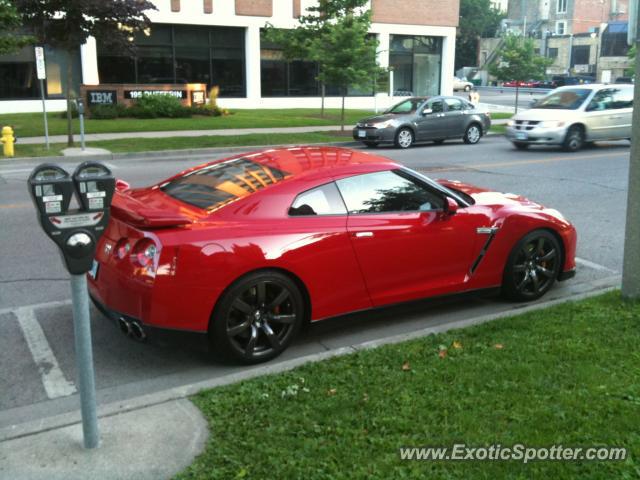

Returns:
110,191,194,228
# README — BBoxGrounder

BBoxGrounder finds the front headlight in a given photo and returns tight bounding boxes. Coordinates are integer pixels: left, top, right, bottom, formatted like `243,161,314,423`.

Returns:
376,120,393,129
507,119,515,127
538,120,566,128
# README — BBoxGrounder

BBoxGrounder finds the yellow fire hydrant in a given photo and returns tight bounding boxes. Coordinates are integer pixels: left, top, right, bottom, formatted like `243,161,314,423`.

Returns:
1,126,15,158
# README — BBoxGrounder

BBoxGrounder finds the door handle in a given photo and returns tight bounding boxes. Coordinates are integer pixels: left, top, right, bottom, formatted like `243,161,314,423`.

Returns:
354,231,374,238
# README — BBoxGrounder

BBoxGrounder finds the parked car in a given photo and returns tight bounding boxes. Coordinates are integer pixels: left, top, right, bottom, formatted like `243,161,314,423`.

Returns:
531,79,555,89
88,146,577,363
614,76,634,84
353,96,491,149
550,75,595,87
453,76,473,91
503,80,536,88
505,84,633,151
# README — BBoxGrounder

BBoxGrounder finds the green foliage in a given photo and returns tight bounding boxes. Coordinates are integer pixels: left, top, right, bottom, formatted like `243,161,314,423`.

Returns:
58,102,79,119
127,95,191,119
89,104,128,120
489,34,553,82
625,44,636,77
0,0,32,54
456,0,505,69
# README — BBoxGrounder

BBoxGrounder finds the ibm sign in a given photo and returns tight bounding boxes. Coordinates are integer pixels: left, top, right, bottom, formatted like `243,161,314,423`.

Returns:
87,90,117,106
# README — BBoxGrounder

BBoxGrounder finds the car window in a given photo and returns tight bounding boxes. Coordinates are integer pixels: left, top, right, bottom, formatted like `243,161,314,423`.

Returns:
289,182,347,216
535,88,591,109
612,88,633,109
161,157,289,210
335,170,445,214
426,98,444,113
587,89,616,111
445,98,464,112
385,98,424,114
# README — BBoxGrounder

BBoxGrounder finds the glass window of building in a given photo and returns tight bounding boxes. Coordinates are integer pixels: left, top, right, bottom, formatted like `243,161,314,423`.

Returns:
0,45,80,100
390,35,442,97
97,24,246,97
601,22,630,57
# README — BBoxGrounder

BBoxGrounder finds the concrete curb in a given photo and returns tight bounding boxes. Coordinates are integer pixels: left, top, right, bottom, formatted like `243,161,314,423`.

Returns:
0,275,620,444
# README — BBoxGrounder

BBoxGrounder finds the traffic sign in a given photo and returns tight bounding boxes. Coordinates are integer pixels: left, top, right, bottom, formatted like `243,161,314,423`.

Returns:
35,46,46,80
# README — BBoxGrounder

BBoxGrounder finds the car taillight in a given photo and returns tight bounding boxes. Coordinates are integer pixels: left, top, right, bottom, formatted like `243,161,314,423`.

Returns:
132,239,158,270
114,238,130,259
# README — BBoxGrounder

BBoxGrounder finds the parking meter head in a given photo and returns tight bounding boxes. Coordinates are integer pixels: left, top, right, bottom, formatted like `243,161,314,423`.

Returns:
73,161,115,212
75,98,85,115
27,164,74,217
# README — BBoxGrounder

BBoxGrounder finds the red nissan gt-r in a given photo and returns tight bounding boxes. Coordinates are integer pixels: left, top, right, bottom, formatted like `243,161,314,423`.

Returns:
88,147,576,363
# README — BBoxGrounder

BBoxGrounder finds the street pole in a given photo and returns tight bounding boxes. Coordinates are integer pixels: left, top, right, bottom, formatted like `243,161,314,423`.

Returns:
39,80,50,150
70,274,99,448
622,3,640,299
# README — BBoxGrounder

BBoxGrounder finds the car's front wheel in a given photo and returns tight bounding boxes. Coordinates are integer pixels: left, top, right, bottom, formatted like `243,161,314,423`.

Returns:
463,124,482,144
563,125,584,152
502,230,562,302
210,271,305,364
395,128,414,149
464,85,471,92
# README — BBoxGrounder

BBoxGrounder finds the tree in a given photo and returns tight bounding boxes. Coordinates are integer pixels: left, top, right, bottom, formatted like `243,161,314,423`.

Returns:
488,34,553,112
264,0,384,122
0,0,31,54
14,0,156,146
456,0,504,71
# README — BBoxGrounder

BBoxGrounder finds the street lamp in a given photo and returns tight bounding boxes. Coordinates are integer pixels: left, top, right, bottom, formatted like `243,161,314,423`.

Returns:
590,31,600,81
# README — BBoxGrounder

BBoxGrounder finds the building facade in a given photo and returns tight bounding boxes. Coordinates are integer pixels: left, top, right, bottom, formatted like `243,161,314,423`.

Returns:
0,0,459,114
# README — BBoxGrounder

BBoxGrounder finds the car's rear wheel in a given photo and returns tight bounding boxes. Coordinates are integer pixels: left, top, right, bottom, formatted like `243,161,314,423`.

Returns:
502,230,562,302
463,124,482,144
464,85,471,92
563,125,584,152
364,141,378,148
514,142,529,150
210,271,305,364
395,128,414,149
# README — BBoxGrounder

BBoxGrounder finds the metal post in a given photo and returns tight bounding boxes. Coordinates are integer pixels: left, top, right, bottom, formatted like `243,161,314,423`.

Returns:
39,79,50,150
622,4,640,299
69,274,99,448
79,113,86,151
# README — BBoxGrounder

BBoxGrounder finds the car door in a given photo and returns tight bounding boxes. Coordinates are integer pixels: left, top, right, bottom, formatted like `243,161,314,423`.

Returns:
335,169,486,307
414,98,446,141
443,98,467,138
609,86,633,138
584,88,627,140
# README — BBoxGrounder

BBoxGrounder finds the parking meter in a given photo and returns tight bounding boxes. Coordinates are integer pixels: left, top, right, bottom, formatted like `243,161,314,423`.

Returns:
76,98,85,115
27,160,115,449
28,162,115,275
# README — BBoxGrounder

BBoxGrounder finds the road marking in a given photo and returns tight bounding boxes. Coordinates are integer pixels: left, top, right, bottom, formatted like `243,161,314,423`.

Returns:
0,299,72,316
0,203,31,209
473,151,628,170
576,257,618,274
15,307,77,399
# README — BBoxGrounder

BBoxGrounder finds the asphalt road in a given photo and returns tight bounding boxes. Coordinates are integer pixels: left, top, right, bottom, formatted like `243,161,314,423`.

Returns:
0,134,629,428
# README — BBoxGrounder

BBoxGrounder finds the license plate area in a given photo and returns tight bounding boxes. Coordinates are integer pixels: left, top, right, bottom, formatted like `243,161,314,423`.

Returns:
516,132,528,140
358,129,366,138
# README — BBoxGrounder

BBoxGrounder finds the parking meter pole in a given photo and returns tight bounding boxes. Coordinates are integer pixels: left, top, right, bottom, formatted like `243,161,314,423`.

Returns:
70,273,99,449
79,113,86,151
39,79,50,150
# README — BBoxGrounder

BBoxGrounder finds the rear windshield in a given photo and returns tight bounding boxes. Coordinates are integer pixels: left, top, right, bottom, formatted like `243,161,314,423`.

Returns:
161,157,290,210
535,89,591,109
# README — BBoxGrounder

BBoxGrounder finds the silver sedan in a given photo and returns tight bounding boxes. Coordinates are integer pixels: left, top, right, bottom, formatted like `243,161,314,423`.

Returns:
353,97,492,149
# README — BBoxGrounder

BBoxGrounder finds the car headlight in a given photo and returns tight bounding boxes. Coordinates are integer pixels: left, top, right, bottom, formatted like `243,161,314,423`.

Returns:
538,120,566,128
375,120,393,128
356,122,364,128
507,119,515,127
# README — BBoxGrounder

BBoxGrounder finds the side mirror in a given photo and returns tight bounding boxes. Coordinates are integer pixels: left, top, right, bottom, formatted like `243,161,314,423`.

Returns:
422,108,433,116
445,197,459,215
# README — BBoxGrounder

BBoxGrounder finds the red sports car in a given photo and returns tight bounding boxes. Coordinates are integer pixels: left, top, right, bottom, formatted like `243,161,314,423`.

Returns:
88,147,576,363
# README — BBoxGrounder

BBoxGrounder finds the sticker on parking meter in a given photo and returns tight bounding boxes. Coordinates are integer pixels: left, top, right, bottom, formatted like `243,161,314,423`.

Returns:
42,195,63,202
49,212,104,229
88,198,104,209
45,201,62,213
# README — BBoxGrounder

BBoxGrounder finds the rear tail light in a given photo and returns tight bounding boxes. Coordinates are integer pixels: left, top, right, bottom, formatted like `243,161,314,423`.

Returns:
132,239,158,271
114,238,130,259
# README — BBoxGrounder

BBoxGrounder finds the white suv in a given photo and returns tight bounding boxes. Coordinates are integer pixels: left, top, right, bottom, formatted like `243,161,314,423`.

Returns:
505,84,633,151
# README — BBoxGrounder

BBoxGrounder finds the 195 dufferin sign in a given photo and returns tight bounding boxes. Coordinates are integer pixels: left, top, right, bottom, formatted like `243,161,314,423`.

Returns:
124,90,187,99
87,90,117,105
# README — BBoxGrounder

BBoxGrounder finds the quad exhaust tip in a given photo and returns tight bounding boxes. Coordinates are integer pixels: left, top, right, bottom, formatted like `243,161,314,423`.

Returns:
118,317,131,336
118,317,146,342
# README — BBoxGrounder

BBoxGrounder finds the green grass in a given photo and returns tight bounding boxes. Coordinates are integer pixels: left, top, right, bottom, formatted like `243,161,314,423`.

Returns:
491,112,513,120
0,109,374,138
490,125,506,135
176,292,640,479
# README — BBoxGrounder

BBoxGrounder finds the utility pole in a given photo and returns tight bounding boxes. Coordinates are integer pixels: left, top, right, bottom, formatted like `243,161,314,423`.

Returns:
622,0,640,299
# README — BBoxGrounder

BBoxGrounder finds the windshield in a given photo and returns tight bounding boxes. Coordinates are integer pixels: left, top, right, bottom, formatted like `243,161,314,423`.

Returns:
534,89,591,110
161,157,290,210
385,98,424,114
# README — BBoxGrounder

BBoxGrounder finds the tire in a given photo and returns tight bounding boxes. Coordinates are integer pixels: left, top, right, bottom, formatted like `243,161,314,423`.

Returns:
464,85,471,92
563,125,584,152
364,141,378,148
502,230,562,302
395,127,414,149
514,142,529,150
209,270,305,364
433,139,446,145
463,123,482,144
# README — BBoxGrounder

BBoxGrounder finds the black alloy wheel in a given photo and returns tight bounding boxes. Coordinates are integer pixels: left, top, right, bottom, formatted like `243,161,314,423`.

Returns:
503,230,562,301
211,271,304,363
